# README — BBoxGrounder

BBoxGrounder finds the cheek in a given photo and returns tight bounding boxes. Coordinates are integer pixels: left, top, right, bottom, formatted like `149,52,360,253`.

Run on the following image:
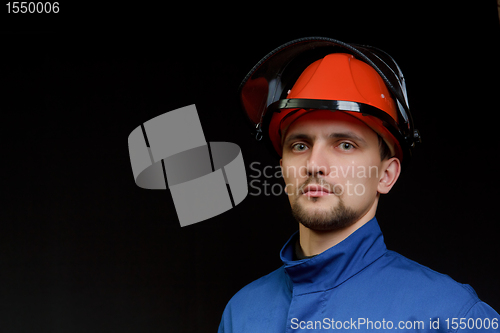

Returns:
328,159,381,197
281,161,310,201
281,161,308,185
280,162,296,199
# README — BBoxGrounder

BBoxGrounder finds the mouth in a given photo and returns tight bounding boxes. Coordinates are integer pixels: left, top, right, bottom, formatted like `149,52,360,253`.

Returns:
301,184,334,197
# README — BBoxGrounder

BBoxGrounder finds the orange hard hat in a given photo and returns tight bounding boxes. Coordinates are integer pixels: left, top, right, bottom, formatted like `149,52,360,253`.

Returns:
268,53,402,160
239,37,421,168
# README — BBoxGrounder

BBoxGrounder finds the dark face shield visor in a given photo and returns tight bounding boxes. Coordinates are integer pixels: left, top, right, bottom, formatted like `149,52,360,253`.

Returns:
239,37,421,166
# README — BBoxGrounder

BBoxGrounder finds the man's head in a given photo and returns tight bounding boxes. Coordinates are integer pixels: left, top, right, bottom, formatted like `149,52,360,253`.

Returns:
271,52,404,231
280,110,401,231
239,38,420,230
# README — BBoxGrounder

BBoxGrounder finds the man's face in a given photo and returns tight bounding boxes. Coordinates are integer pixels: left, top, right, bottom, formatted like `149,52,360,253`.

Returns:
280,110,396,231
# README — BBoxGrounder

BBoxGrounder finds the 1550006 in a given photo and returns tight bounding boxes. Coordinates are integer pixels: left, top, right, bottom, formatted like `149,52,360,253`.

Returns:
6,2,59,13
445,317,498,330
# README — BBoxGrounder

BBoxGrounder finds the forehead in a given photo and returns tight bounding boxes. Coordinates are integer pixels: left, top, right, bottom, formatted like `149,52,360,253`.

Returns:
283,110,377,142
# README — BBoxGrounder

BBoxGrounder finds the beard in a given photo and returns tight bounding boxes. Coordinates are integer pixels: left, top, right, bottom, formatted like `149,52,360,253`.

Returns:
290,178,360,231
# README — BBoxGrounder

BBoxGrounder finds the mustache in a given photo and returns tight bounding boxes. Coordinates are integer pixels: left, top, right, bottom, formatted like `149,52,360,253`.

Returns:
297,177,340,195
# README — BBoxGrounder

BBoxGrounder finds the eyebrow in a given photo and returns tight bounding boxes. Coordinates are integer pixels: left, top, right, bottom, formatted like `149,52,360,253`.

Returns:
283,133,314,146
283,131,367,146
328,131,367,145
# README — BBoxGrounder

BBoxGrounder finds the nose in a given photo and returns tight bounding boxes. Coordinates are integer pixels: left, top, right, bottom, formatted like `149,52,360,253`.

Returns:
306,144,329,177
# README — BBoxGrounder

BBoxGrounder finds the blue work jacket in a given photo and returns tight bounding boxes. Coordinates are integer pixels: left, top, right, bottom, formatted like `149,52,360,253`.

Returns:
218,217,499,332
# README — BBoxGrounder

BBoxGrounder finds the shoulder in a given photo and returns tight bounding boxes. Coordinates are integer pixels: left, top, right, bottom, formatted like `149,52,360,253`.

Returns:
382,250,478,295
218,266,292,333
374,250,481,315
218,265,290,331
225,265,288,307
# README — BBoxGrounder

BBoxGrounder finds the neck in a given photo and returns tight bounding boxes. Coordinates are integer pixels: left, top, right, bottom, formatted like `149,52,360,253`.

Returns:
298,199,378,257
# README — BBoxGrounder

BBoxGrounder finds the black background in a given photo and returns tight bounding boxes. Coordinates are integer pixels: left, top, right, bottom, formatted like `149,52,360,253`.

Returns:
1,2,500,332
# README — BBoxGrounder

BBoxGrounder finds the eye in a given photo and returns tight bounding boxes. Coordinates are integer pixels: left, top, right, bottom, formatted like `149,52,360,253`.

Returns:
338,142,355,151
291,143,309,152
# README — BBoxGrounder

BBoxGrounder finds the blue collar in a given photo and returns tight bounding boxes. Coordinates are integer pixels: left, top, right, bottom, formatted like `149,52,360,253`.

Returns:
280,217,387,295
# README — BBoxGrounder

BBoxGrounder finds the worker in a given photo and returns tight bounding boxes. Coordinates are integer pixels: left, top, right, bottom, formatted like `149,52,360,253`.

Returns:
218,37,499,332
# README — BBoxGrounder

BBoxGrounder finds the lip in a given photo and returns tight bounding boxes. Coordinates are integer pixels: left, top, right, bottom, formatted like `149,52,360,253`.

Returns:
301,184,334,197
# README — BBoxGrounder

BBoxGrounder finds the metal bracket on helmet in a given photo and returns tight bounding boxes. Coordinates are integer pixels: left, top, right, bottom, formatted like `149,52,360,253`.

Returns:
254,123,263,141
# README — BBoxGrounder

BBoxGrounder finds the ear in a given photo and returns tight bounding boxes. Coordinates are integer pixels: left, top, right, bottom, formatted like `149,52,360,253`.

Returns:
377,157,401,194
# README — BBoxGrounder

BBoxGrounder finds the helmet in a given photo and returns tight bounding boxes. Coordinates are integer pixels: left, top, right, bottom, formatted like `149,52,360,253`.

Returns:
239,37,421,167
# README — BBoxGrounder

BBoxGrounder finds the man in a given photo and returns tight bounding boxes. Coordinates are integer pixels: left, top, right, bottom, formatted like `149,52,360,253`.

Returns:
218,37,499,332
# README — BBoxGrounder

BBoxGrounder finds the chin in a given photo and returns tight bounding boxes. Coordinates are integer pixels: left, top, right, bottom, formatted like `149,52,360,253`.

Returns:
291,195,361,232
